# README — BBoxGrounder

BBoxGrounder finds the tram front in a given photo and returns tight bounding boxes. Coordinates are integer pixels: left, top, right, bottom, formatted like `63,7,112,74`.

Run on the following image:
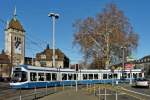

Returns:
10,67,28,88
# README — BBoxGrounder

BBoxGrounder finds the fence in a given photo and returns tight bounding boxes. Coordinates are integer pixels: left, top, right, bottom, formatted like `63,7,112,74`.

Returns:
1,82,150,100
85,84,150,100
0,83,75,100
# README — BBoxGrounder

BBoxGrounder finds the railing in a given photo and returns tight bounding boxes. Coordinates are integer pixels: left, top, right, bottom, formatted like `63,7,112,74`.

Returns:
85,84,150,100
1,82,150,100
0,83,74,100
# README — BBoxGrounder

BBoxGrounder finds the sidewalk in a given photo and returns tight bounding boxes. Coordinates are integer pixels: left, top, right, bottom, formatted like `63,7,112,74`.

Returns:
39,88,98,100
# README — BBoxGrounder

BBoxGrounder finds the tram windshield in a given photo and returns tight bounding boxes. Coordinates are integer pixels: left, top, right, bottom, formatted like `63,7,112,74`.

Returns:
11,71,27,82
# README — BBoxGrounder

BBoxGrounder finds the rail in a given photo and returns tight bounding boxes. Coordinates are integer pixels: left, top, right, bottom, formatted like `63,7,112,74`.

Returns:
0,84,74,100
85,84,150,100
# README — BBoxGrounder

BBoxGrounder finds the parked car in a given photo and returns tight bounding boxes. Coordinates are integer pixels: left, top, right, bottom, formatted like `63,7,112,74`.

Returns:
135,78,149,88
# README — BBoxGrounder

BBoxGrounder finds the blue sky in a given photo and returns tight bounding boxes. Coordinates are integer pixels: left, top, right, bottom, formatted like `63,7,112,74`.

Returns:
0,0,150,64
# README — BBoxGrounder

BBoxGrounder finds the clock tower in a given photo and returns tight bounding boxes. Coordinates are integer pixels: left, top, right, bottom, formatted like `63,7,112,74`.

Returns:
5,8,25,66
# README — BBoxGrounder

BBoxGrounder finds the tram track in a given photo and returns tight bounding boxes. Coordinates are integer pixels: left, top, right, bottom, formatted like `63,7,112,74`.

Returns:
0,82,37,100
86,84,150,100
0,82,69,100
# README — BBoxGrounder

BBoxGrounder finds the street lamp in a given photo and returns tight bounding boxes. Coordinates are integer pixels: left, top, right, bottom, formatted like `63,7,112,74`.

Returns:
48,13,59,67
105,31,110,70
121,46,126,79
121,46,126,70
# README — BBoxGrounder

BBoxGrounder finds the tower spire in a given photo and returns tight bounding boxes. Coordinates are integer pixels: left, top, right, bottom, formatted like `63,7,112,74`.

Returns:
13,6,17,20
6,20,9,29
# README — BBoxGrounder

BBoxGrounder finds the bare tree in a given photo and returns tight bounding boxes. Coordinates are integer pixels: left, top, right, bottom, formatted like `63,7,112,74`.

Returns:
73,3,138,69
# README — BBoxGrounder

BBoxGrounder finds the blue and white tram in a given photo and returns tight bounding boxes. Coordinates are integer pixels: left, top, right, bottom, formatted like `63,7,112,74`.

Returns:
10,65,144,89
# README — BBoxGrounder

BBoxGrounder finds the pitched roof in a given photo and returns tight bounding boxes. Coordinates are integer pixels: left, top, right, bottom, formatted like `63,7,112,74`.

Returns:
7,18,25,32
36,48,67,61
0,53,10,64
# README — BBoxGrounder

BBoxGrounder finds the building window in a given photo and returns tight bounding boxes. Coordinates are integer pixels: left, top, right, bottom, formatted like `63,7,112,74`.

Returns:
55,55,58,59
41,54,46,60
144,59,146,62
40,61,46,67
148,58,150,62
14,37,16,40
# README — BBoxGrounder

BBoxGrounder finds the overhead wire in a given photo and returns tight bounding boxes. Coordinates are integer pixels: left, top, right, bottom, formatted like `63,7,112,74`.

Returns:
0,17,48,54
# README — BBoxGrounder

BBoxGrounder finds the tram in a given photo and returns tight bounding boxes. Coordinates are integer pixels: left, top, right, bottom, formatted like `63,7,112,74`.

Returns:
10,65,144,88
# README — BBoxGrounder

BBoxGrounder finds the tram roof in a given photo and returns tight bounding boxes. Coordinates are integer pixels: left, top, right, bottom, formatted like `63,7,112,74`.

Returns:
18,65,142,73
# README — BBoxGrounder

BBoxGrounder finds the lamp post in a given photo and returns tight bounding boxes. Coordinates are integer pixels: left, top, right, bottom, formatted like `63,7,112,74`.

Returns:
105,32,110,69
121,46,126,79
129,68,132,85
48,13,59,67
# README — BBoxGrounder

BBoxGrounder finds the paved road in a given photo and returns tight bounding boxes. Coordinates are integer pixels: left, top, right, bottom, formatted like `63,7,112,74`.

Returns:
1,82,150,100
40,87,139,100
122,84,150,95
0,82,58,100
95,88,138,100
40,88,98,100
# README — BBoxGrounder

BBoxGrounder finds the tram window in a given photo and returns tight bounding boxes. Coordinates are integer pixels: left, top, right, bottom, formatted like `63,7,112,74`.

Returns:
68,74,73,80
114,74,118,79
30,72,37,81
103,74,107,79
109,74,112,79
139,73,142,78
46,73,51,81
133,73,137,79
52,73,57,81
74,74,77,80
14,72,20,77
21,72,27,82
83,74,87,80
121,73,127,79
12,71,27,82
94,74,98,79
38,73,45,81
62,74,67,80
89,74,93,79
128,73,130,78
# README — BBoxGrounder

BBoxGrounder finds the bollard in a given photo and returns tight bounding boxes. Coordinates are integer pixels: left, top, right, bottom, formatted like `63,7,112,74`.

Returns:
63,83,64,91
86,83,88,90
55,84,57,92
94,84,96,96
115,91,118,100
75,80,78,92
19,88,21,100
104,88,106,100
116,80,118,85
34,86,36,99
71,82,73,88
99,85,101,100
90,83,92,93
45,84,47,95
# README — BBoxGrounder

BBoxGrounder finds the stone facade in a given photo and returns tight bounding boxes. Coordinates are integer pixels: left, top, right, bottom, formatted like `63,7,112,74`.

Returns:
35,45,70,68
5,16,25,66
24,57,35,65
0,51,11,80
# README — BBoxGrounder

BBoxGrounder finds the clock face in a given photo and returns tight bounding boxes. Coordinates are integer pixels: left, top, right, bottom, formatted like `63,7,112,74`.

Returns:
15,40,21,54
